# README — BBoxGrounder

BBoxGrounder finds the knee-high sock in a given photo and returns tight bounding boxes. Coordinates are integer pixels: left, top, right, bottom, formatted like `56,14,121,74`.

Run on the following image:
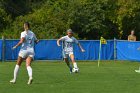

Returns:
27,66,33,79
73,62,78,68
13,65,20,81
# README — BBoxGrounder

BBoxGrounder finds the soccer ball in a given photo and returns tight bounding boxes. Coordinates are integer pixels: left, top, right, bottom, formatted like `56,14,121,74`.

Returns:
72,68,79,73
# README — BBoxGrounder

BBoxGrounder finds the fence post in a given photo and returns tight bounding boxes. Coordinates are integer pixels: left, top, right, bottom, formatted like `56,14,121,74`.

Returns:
2,36,5,62
114,37,117,62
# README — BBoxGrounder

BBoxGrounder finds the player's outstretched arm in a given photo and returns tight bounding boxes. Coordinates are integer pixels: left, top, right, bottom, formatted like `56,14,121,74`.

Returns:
35,40,39,44
78,43,85,52
12,37,25,49
57,38,61,46
34,33,39,44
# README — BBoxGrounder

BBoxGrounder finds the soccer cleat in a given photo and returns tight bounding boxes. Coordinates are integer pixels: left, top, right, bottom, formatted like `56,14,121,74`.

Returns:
10,79,16,84
135,70,140,73
27,78,33,85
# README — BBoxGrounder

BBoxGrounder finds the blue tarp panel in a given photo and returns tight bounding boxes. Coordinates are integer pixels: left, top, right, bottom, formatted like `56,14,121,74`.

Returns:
74,40,114,60
5,40,62,60
3,39,140,61
5,40,20,60
117,40,140,61
34,40,62,60
4,40,114,61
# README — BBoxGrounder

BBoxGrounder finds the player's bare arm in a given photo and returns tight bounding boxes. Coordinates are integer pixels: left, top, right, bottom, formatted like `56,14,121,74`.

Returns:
13,37,25,49
78,43,85,52
57,38,62,46
35,39,39,44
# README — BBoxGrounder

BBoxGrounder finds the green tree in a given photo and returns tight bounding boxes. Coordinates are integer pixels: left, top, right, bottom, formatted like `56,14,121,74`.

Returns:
1,0,140,40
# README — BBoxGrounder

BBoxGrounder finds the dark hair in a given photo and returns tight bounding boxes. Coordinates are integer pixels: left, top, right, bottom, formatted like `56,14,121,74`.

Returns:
24,22,30,28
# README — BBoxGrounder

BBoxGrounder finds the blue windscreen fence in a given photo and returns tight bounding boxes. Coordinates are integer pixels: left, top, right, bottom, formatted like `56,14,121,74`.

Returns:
117,40,140,61
5,40,20,60
34,40,62,60
0,39,140,61
73,40,114,60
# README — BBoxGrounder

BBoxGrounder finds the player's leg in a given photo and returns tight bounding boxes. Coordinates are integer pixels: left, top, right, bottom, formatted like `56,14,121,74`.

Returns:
64,58,69,67
69,54,78,69
10,56,23,83
63,51,72,73
26,56,33,84
64,58,72,73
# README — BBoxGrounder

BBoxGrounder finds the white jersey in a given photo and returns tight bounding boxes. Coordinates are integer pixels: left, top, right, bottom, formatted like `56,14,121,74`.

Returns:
20,30,37,51
61,35,79,52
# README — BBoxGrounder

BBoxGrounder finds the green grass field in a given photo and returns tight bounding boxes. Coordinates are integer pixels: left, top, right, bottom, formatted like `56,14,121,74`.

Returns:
0,61,140,93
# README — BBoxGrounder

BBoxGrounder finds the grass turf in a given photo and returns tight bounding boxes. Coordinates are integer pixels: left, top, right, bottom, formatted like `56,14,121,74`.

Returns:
0,61,140,93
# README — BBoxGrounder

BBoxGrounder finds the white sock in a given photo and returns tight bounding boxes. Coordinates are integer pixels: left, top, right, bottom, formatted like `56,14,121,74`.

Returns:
13,65,19,81
27,66,33,79
73,62,78,68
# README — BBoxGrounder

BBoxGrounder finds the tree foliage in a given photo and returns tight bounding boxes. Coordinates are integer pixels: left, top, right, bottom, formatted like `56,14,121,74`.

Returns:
1,0,140,40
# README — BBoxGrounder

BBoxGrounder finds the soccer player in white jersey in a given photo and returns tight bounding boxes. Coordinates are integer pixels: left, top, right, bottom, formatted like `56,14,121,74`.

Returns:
10,22,39,84
57,29,85,73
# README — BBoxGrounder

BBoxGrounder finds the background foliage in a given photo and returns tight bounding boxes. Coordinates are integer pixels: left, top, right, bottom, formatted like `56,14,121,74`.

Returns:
0,0,140,40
